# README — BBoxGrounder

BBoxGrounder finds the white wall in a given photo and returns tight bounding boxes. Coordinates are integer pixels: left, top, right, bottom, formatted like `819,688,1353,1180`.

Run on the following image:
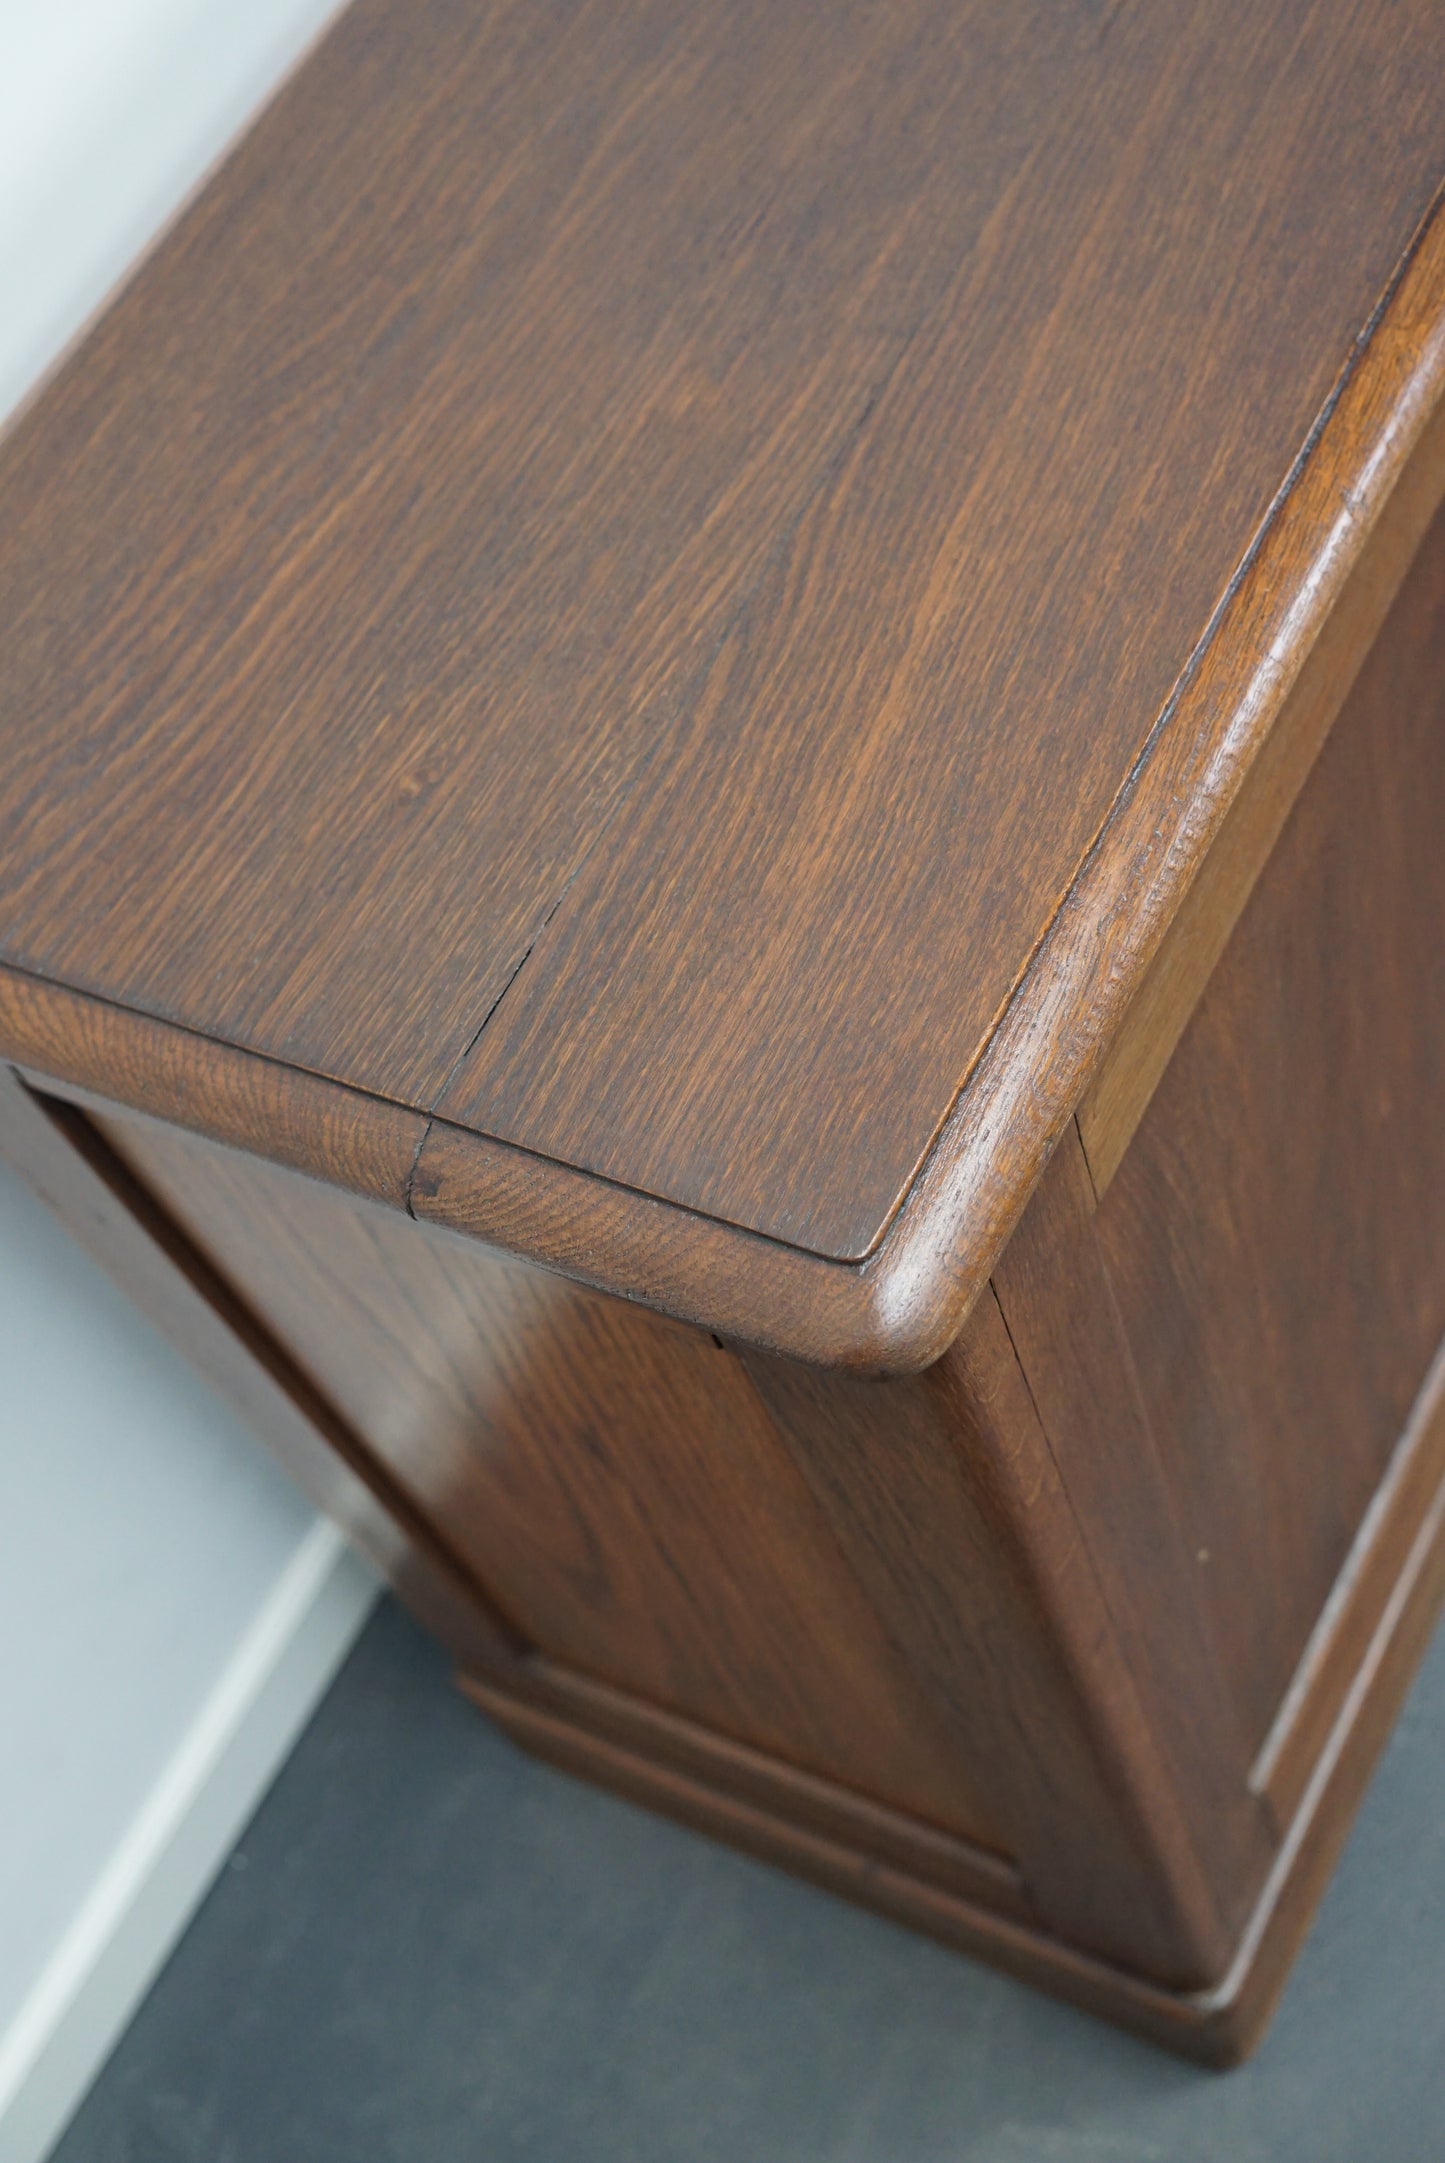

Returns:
0,0,345,423
0,4,376,2157
0,1168,323,2036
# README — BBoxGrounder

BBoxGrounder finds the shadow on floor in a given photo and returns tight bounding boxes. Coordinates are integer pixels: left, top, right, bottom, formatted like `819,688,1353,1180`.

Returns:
54,1597,1445,2163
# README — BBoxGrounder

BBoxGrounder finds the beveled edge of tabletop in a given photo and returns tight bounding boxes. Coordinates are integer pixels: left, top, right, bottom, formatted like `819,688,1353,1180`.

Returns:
5,194,1445,1376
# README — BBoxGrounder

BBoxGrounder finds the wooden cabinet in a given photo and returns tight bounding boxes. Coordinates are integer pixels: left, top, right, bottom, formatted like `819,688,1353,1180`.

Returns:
3,0,1445,2063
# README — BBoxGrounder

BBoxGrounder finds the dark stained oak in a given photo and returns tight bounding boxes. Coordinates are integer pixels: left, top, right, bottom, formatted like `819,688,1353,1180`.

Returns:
439,15,1445,1259
1251,1337,1445,1831
4,0,1445,2071
1092,496,1445,1758
1078,383,1445,1193
1,0,1444,1297
991,1123,1272,1914
0,1066,1024,1934
86,1100,1006,1851
2,169,1443,1369
740,1300,1239,1987
0,964,424,1206
15,1048,1445,2059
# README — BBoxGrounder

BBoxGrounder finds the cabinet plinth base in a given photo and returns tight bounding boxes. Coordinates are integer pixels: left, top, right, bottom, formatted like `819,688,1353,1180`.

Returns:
465,1445,1445,2069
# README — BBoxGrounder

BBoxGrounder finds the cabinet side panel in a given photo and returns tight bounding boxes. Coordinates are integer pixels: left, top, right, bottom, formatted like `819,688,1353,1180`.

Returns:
1093,498,1445,1758
87,1106,1004,1852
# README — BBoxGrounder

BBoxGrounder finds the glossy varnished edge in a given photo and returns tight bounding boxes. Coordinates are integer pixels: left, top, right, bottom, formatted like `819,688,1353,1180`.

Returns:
0,968,425,1204
1077,352,1445,1194
5,198,1445,1370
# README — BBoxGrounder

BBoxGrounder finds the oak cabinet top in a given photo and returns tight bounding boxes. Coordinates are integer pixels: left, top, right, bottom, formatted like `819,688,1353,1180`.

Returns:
3,0,1445,1363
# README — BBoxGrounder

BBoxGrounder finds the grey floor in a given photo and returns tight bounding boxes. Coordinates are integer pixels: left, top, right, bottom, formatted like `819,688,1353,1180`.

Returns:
55,1599,1445,2163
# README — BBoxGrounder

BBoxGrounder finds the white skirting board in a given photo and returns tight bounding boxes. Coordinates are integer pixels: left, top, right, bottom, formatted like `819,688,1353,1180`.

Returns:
0,1524,377,2163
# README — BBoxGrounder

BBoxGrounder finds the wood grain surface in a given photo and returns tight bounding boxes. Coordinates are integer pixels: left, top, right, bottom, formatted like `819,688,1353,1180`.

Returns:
1093,495,1445,1758
466,1377,1445,2066
743,1297,1241,1987
7,2,1445,2056
88,1098,1007,1849
991,1123,1273,1918
18,1054,1445,2055
1078,384,1445,1193
1251,1338,1445,1831
439,13,1445,1260
1,0,1443,1319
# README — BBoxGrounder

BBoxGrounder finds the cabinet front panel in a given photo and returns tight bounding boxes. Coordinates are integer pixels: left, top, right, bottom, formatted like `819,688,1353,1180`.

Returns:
1094,501,1445,1757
